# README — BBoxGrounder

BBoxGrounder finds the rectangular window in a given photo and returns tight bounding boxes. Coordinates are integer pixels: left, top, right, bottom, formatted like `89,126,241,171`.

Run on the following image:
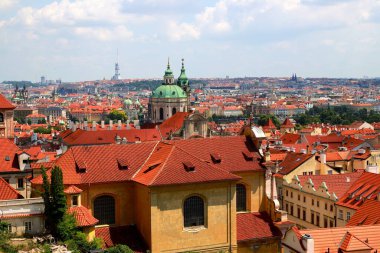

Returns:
24,221,32,232
338,210,343,219
308,171,313,175
324,217,328,228
303,209,306,221
311,212,314,224
317,201,320,207
303,196,306,203
298,194,300,201
316,214,320,227
297,207,301,218
286,190,288,197
330,220,334,228
347,212,351,221
286,203,289,212
325,203,328,210
291,192,293,198
290,205,294,216
312,199,314,206
328,170,333,175
72,195,78,206
330,205,333,212
7,224,12,233
17,178,24,189
303,172,307,175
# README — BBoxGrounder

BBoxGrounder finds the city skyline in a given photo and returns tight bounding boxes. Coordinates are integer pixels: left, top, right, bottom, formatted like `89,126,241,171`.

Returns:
0,0,380,81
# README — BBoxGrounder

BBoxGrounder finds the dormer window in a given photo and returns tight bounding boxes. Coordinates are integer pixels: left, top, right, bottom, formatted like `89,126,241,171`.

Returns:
183,161,195,172
117,158,129,170
72,195,79,206
210,153,221,163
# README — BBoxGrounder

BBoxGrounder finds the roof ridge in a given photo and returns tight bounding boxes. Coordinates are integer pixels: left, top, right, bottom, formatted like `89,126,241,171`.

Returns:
131,141,160,180
150,143,176,185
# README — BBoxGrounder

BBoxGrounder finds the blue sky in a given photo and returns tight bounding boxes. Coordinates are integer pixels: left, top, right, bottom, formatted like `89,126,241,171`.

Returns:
0,0,379,81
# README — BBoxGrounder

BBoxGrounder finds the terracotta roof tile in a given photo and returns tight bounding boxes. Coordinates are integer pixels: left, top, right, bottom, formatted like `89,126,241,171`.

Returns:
346,199,380,226
0,177,23,200
237,212,282,242
278,152,314,175
64,185,83,194
0,139,21,173
0,94,16,109
68,205,98,227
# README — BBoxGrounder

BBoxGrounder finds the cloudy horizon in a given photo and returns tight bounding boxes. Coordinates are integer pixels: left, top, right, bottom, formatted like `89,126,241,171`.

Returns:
1,0,380,82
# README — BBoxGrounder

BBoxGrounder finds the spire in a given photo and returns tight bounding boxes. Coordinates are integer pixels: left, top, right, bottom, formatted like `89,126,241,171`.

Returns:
177,58,188,87
163,58,174,85
167,57,171,70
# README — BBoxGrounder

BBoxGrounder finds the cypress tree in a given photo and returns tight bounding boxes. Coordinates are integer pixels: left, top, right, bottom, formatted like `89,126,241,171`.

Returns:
41,167,52,231
50,166,67,235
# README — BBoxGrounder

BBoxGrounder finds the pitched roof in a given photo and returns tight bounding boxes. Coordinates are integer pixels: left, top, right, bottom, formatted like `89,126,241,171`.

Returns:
158,112,189,138
298,224,380,253
346,199,380,226
62,129,161,146
280,133,301,144
133,142,241,186
0,177,23,200
281,118,294,128
64,185,83,194
336,172,380,210
95,225,147,252
297,171,363,199
237,212,282,242
0,94,16,109
278,152,314,175
68,205,98,227
0,139,21,173
263,118,276,130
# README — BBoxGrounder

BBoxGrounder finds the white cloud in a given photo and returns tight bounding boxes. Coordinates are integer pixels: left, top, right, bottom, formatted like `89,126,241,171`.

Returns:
0,0,17,10
168,22,200,41
74,25,133,41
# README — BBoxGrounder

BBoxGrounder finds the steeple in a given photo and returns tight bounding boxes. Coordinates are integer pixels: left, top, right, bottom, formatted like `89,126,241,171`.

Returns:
177,58,189,88
163,58,174,85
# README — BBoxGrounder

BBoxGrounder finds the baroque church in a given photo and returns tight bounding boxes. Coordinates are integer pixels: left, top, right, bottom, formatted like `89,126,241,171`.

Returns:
149,59,191,124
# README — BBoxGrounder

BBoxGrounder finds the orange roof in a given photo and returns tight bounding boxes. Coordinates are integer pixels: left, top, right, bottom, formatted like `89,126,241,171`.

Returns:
159,112,189,138
68,206,98,227
336,172,380,210
0,94,16,109
237,212,282,242
0,139,21,173
278,152,314,175
64,185,83,194
281,118,294,128
346,199,380,226
297,224,380,252
0,177,23,200
280,133,300,144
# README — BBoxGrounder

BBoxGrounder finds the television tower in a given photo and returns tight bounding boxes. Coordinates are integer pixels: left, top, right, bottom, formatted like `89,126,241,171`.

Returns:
112,49,121,80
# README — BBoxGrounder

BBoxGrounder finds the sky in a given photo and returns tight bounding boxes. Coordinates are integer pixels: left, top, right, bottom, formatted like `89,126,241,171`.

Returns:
0,0,380,82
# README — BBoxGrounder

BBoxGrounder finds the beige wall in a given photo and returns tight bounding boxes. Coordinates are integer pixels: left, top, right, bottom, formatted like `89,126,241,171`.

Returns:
150,182,237,253
235,171,266,213
133,183,152,248
336,205,355,227
0,109,15,138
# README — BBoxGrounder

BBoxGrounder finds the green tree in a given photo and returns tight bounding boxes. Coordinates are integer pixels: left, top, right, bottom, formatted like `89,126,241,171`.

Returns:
108,109,128,122
27,119,32,125
41,168,52,231
106,244,134,253
34,127,51,134
257,114,280,128
50,166,67,228
56,214,77,241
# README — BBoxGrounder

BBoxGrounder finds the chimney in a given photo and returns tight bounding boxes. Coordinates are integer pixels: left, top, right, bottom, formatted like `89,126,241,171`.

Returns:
301,234,314,253
109,120,113,130
126,123,131,130
92,121,96,131
118,120,122,130
84,121,88,131
346,177,350,183
101,120,105,129
133,120,140,127
320,152,326,164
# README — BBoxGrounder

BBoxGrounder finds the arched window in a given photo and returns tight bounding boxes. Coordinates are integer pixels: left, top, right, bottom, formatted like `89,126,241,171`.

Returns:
172,107,176,115
0,113,3,122
236,184,247,212
94,195,115,225
159,108,164,120
183,196,205,227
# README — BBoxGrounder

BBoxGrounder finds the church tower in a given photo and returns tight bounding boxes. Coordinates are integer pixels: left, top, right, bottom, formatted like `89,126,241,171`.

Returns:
149,59,190,123
0,94,15,138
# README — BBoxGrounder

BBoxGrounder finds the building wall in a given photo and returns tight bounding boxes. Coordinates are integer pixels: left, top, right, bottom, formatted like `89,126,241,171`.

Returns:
133,183,152,248
0,109,15,138
150,97,188,123
336,205,355,227
235,171,266,213
80,182,135,226
1,171,32,198
150,182,237,253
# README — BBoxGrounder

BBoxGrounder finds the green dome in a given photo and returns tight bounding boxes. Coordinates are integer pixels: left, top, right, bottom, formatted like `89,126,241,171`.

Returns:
177,58,189,86
152,85,187,98
124,99,133,105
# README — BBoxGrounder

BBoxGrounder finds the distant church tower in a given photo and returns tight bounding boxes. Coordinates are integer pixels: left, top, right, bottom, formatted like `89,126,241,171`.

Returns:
149,59,190,123
111,50,121,80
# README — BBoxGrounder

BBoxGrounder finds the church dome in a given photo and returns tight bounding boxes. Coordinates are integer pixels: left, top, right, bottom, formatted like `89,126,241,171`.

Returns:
152,85,187,99
124,98,133,105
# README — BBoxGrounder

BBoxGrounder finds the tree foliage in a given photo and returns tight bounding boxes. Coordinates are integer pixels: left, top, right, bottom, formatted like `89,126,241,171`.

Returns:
257,114,281,128
108,109,128,122
106,244,134,253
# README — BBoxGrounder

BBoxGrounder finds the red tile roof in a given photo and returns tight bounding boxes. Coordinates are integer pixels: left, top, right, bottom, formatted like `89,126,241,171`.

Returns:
0,94,16,109
237,212,282,242
263,118,276,130
68,205,98,227
278,152,314,175
336,172,380,210
297,171,363,199
0,139,21,173
280,133,301,144
0,177,23,200
346,199,380,226
64,185,83,194
95,225,147,252
281,118,294,128
158,112,189,138
62,129,161,146
133,142,241,186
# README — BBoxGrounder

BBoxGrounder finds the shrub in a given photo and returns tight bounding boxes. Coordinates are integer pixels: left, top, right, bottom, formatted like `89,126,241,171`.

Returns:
106,244,134,253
